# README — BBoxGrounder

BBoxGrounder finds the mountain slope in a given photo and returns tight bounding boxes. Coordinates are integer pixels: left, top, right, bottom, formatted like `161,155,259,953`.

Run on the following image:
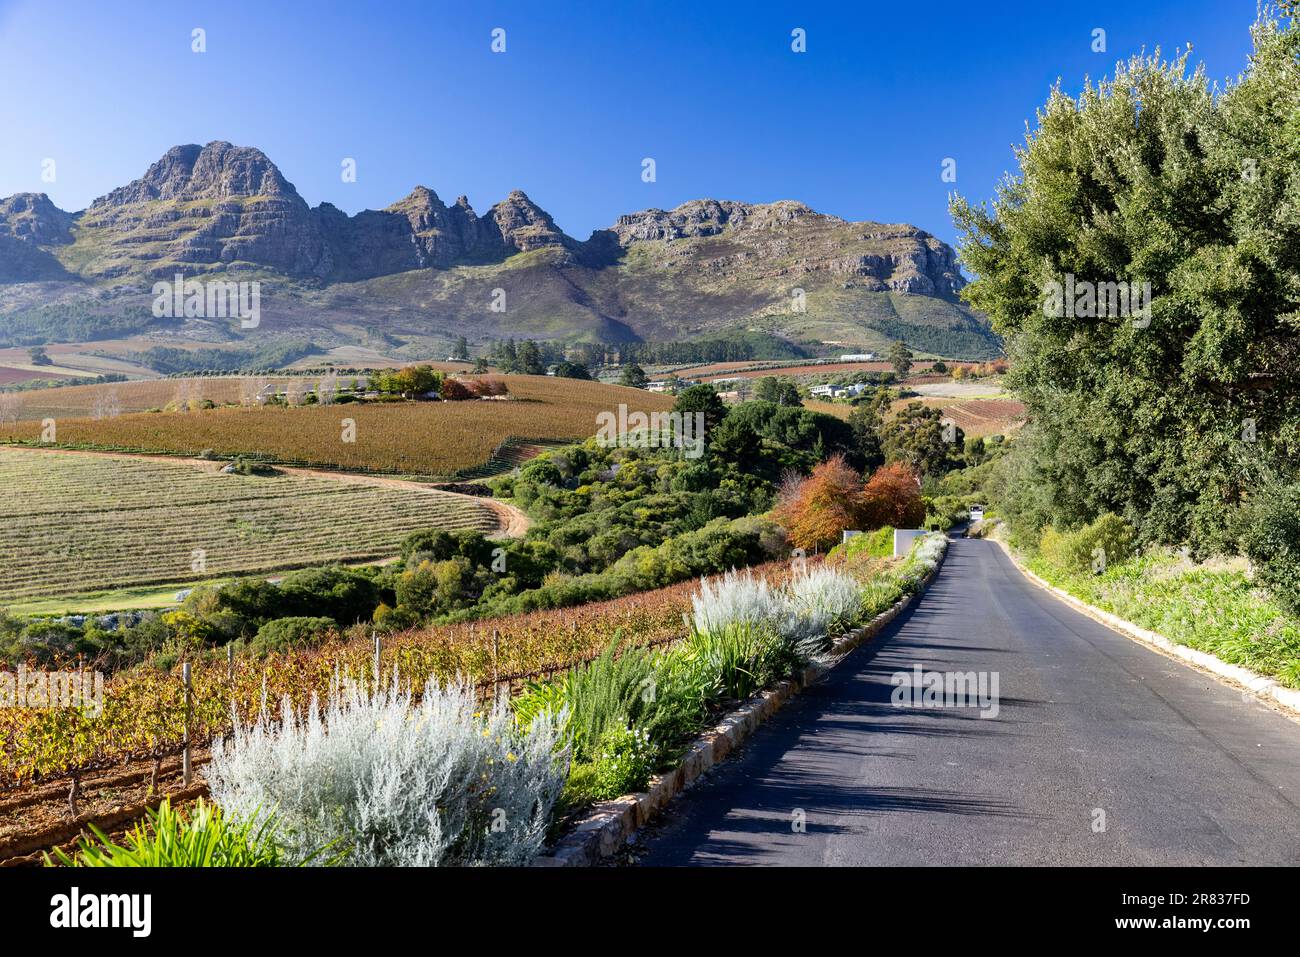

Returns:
0,142,1000,359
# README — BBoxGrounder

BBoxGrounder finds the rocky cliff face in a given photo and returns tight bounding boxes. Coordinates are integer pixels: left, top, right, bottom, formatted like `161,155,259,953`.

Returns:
487,190,572,254
0,193,75,245
609,199,965,300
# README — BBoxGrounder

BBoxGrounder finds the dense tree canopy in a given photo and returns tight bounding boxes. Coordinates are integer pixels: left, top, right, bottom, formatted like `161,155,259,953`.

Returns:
887,340,914,378
950,11,1300,551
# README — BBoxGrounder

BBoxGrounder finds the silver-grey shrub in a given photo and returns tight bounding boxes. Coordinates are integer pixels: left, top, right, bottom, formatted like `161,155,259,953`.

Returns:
208,678,568,866
784,566,865,652
691,565,865,656
691,569,787,637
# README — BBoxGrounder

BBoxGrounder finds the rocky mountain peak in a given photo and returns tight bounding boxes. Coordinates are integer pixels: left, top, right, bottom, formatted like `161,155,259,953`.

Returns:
0,192,76,280
392,185,443,209
0,192,75,245
487,190,570,253
386,186,448,226
91,141,299,209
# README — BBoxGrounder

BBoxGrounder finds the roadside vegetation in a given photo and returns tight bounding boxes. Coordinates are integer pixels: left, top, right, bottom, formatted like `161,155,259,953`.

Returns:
1023,528,1300,688
46,534,947,867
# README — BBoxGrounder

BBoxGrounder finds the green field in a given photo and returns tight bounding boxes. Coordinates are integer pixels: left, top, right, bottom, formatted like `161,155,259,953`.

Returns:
0,448,499,602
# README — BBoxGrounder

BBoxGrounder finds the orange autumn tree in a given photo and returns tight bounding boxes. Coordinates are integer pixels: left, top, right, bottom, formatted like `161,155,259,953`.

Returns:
860,461,926,530
773,454,867,551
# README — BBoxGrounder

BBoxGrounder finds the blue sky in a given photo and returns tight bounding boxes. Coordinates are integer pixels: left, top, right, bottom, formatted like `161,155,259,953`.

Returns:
0,0,1264,248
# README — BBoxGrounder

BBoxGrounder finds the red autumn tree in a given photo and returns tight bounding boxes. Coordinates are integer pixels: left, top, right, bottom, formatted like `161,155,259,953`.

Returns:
773,454,867,551
859,461,926,529
466,377,509,397
440,378,474,401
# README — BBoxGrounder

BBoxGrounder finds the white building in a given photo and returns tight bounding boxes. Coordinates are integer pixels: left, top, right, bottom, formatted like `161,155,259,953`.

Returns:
809,384,849,399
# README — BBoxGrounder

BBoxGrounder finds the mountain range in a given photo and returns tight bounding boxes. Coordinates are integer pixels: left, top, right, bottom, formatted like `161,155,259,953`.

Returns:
0,142,1000,361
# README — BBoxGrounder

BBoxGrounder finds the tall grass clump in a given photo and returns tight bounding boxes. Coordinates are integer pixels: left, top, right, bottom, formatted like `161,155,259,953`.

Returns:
48,799,289,868
681,622,793,701
208,678,568,866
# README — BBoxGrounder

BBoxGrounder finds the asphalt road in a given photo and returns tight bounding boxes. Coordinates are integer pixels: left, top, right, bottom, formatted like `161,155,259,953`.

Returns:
635,537,1300,866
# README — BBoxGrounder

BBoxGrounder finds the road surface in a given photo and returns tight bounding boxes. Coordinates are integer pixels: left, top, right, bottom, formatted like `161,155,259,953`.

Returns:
635,537,1300,866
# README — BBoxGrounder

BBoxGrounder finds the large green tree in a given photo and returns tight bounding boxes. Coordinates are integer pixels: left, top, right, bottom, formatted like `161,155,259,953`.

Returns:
887,340,914,378
950,11,1300,550
672,384,729,436
846,389,892,470
753,376,802,406
881,402,964,478
619,362,649,388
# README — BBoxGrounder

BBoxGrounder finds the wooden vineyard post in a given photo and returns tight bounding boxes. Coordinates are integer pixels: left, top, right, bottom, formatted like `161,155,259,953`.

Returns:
227,642,235,682
493,629,501,699
373,633,382,690
181,661,192,788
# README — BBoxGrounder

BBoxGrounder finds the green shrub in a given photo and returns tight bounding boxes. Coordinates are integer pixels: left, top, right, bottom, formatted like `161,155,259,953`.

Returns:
1040,513,1136,573
559,761,603,810
516,642,658,763
276,566,384,626
1240,479,1300,616
512,678,570,734
230,457,277,476
564,642,658,762
924,495,968,530
591,725,658,798
251,616,336,653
